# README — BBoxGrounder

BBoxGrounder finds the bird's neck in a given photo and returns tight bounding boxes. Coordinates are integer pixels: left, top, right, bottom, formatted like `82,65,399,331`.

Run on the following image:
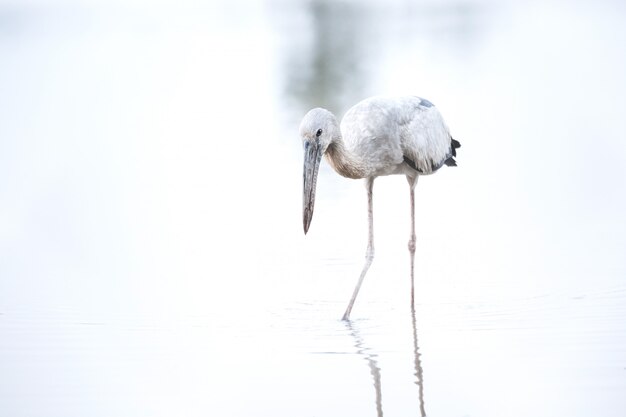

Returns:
325,135,367,179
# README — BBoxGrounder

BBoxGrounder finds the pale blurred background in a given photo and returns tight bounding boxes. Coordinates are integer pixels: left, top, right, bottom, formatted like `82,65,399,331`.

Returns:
1,1,625,416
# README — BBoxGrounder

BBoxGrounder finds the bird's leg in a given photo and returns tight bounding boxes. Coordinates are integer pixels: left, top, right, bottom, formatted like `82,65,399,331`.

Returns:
342,177,375,321
407,175,418,307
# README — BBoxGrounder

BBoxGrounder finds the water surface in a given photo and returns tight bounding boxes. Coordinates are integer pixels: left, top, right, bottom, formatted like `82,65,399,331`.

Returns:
1,0,625,416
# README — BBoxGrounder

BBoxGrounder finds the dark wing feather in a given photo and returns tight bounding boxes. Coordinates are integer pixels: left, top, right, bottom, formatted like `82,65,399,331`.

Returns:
405,136,461,173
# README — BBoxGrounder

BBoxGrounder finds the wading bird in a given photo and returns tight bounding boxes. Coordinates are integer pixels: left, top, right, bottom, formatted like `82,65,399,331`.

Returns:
300,96,460,320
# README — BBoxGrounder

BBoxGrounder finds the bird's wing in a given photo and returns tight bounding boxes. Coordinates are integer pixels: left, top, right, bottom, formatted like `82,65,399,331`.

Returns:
341,99,405,174
399,98,454,174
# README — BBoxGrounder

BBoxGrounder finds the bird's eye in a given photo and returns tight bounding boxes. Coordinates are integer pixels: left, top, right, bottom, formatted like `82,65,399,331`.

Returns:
316,129,323,137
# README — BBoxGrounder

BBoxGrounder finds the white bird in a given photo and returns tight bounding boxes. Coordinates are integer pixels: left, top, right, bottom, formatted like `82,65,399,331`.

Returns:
300,96,460,320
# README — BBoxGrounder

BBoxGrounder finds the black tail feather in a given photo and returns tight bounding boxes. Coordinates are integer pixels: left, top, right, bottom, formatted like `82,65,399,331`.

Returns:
450,138,461,157
444,157,457,167
443,137,460,167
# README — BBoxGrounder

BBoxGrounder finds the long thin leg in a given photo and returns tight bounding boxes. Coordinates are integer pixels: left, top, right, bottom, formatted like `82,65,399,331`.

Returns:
342,177,375,321
407,175,418,308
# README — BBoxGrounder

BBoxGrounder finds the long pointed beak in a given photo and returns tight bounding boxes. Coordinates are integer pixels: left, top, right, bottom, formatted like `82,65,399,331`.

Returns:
303,141,322,234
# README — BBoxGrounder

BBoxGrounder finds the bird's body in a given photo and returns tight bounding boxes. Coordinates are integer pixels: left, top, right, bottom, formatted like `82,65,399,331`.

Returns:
332,96,454,178
299,95,459,320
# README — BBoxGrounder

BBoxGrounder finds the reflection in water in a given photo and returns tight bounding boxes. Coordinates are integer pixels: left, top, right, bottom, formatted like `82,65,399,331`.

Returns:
347,309,426,417
411,304,427,417
346,320,384,417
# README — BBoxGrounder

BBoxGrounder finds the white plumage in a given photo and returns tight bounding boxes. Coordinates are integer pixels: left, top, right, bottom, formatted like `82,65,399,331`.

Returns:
300,95,460,320
339,96,453,176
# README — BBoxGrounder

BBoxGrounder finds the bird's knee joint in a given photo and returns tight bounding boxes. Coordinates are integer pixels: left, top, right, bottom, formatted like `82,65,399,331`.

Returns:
408,237,416,253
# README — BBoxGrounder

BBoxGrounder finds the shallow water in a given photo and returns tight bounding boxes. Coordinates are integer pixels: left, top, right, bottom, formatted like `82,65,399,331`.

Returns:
1,0,626,416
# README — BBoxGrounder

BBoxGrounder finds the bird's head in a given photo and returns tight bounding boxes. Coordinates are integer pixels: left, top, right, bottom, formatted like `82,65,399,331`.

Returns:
299,108,339,234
